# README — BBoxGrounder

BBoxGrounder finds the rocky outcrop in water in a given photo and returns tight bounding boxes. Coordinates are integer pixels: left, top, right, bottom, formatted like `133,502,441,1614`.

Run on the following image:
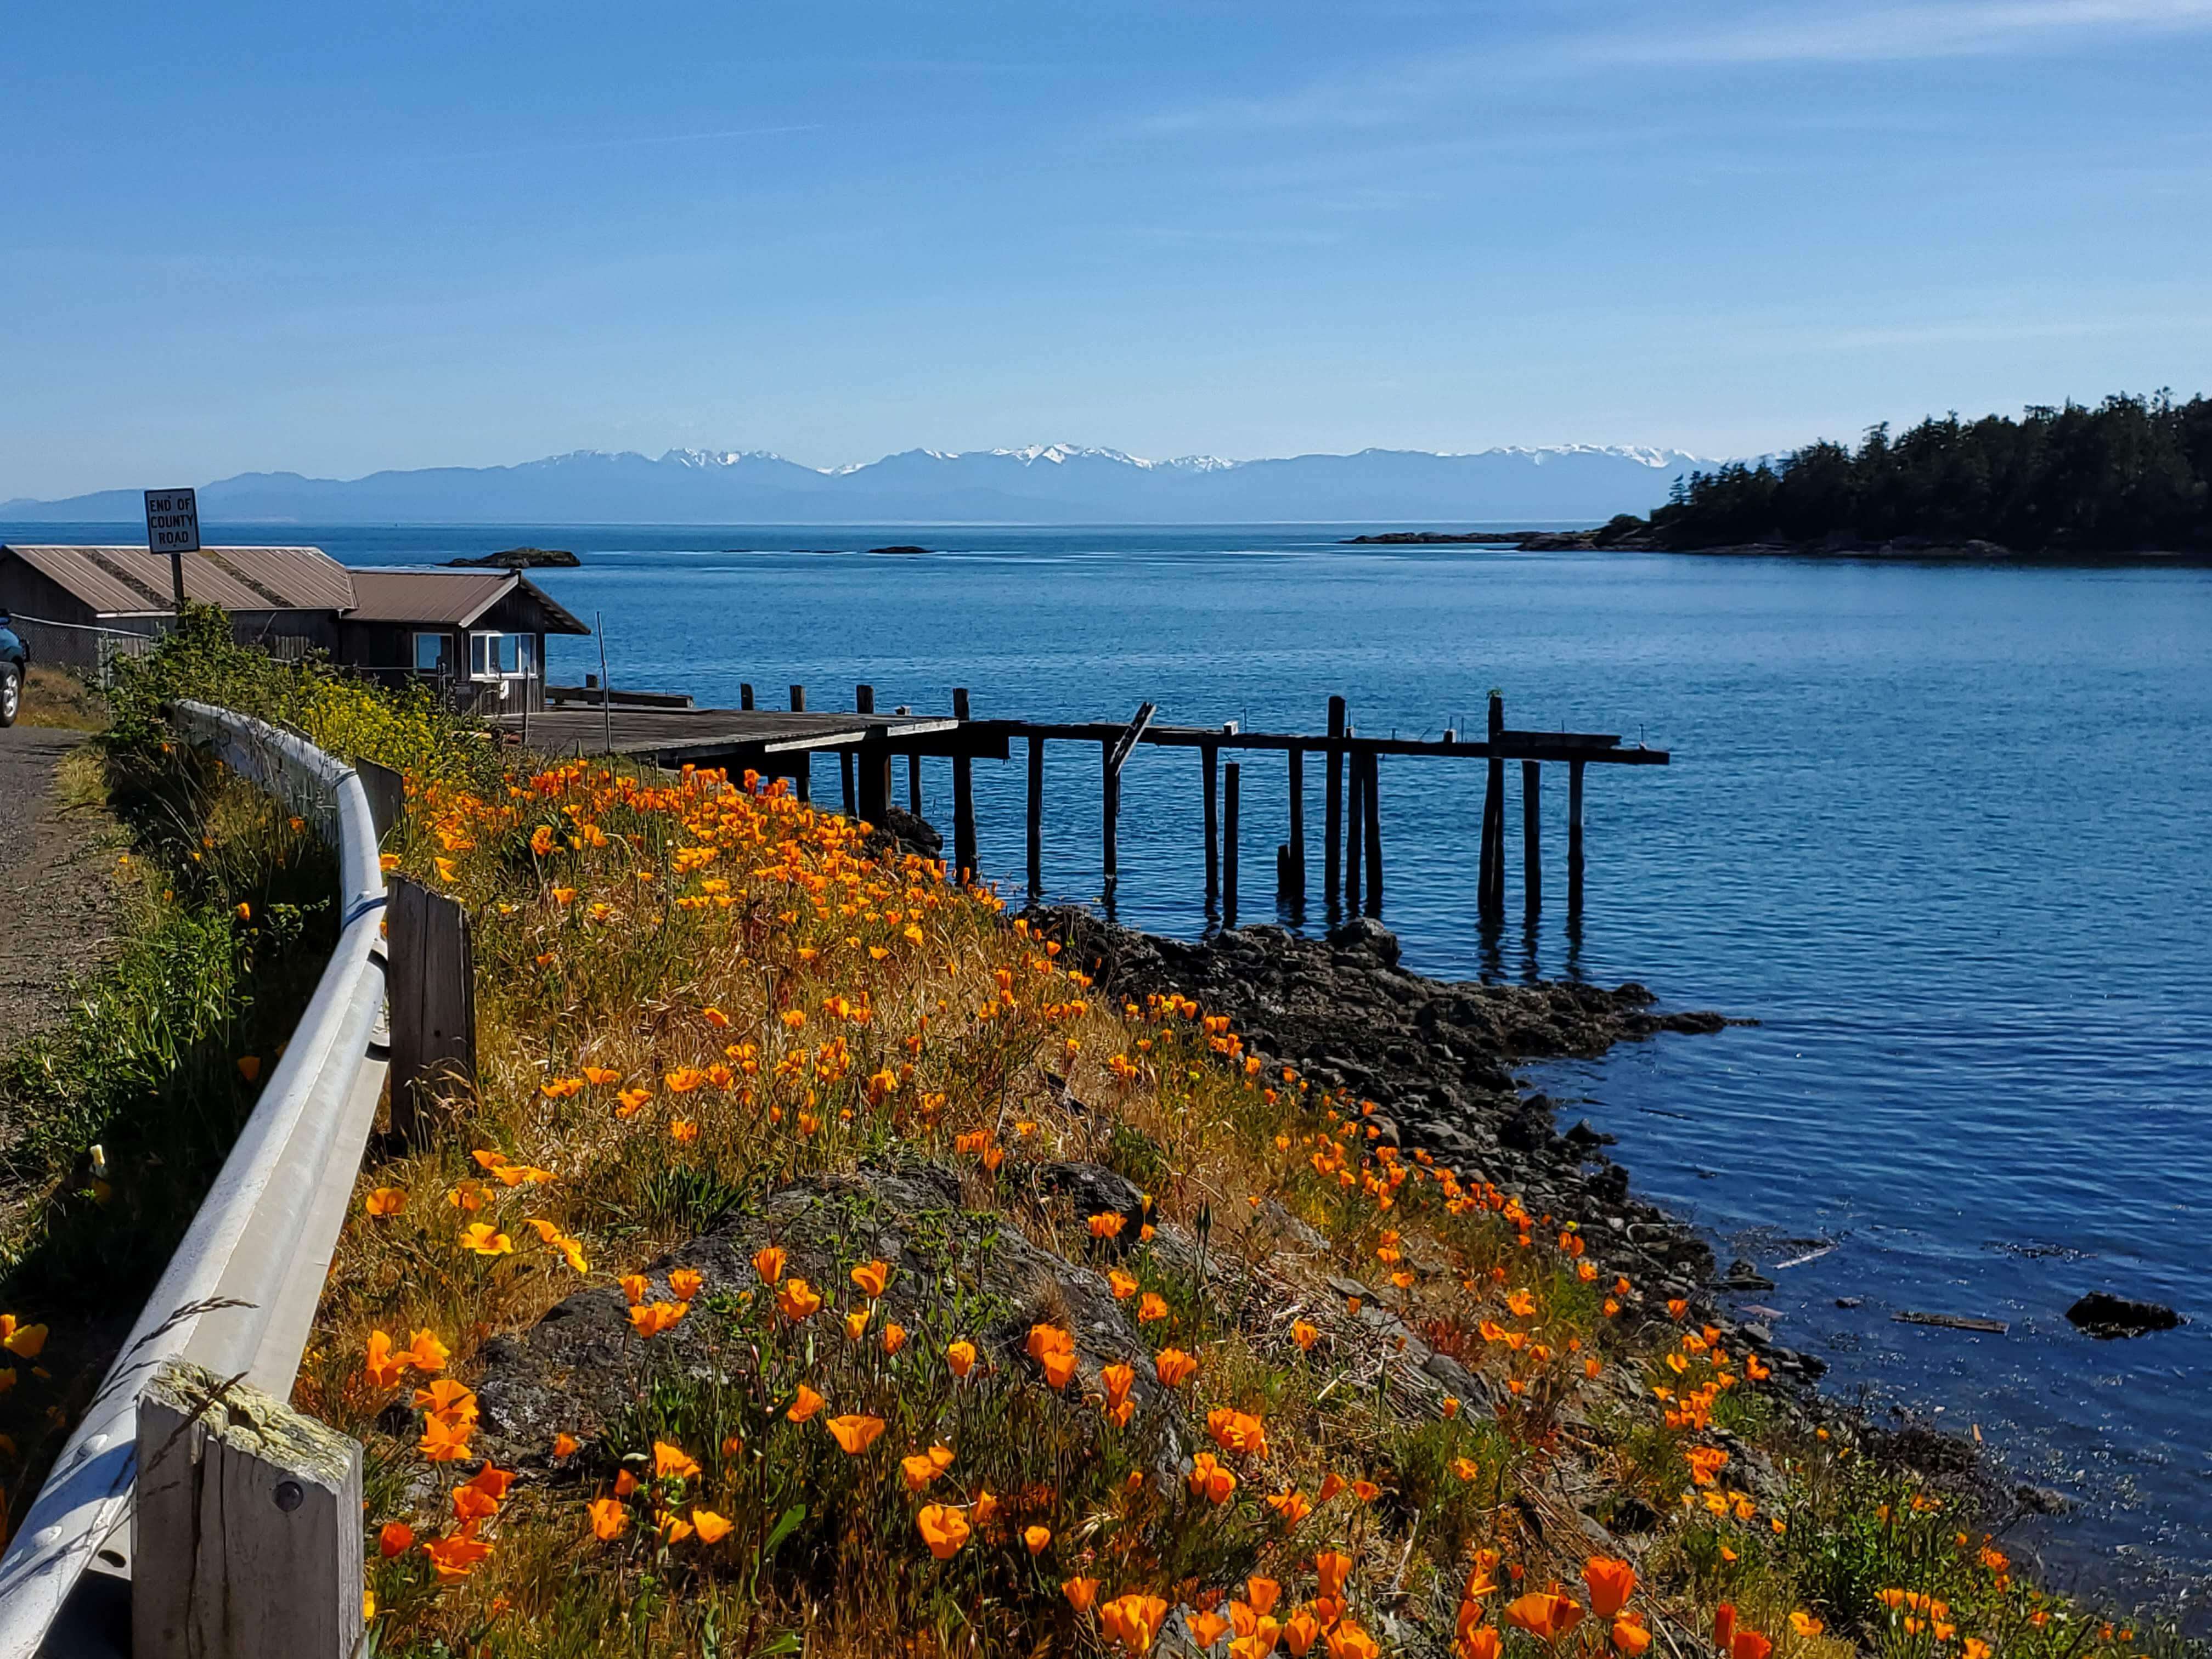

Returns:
2065,1291,2182,1339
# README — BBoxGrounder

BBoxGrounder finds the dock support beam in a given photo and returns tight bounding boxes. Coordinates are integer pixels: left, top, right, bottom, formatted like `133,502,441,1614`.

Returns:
1344,738,1364,915
1202,744,1219,902
1522,760,1542,915
951,687,976,883
1222,761,1240,928
1284,746,1305,906
789,685,810,804
1101,740,1119,899
1027,734,1045,897
1568,759,1586,915
740,682,755,711
1324,696,1345,910
854,685,890,824
1479,693,1504,919
1362,752,1383,917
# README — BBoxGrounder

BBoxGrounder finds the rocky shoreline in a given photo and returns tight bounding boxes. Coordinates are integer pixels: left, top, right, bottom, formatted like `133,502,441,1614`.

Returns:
1025,911,1812,1359
1027,906,2093,1523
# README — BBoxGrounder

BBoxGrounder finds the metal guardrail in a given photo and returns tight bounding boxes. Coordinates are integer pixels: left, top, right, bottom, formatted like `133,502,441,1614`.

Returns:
0,703,390,1657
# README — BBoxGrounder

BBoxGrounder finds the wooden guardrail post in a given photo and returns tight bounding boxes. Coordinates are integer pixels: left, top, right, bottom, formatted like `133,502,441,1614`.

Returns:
135,1358,364,1659
387,874,476,1147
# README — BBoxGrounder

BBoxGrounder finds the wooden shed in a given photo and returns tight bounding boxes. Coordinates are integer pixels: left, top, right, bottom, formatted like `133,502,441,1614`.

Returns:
337,568,590,714
0,544,352,675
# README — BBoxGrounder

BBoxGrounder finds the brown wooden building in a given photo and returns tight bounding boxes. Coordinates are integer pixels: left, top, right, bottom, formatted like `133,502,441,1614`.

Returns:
0,544,589,711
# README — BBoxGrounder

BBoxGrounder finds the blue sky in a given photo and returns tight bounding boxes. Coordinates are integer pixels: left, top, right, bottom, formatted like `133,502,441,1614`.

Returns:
4,1,2209,497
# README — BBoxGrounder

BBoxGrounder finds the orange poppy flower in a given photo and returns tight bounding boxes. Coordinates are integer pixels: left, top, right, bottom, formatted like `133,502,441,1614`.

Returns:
1281,1609,1323,1656
881,1321,908,1354
620,1273,649,1306
1315,1551,1353,1601
553,1432,579,1458
1611,1618,1652,1655
1505,1592,1584,1643
1099,1593,1170,1652
669,1268,703,1300
946,1339,977,1377
378,1521,414,1557
1291,1320,1319,1352
777,1278,822,1321
845,1310,871,1341
422,1533,492,1581
901,1452,941,1492
1137,1293,1169,1324
1088,1211,1127,1239
1154,1348,1199,1387
363,1330,408,1391
364,1187,407,1216
1189,1611,1230,1649
1583,1558,1635,1619
826,1414,885,1454
1024,1524,1052,1555
405,1329,449,1372
850,1259,891,1298
653,1441,701,1482
414,1378,479,1424
1732,1634,1772,1659
628,1300,688,1337
419,1415,473,1463
460,1223,512,1256
1266,1489,1312,1523
1064,1576,1102,1613
916,1503,972,1559
1325,1622,1380,1659
588,1497,629,1540
1109,1269,1141,1300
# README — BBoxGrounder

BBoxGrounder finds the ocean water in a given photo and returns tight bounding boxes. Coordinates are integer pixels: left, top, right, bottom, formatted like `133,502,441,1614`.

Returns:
25,521,2211,1609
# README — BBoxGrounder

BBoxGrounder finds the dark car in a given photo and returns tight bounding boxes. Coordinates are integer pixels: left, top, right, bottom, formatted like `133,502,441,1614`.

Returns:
0,613,25,727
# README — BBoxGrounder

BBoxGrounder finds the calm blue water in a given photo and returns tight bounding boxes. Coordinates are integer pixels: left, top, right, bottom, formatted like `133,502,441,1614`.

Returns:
19,521,2210,1609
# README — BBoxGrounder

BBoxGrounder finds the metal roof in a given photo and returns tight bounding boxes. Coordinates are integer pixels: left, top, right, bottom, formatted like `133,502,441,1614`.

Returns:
1,545,358,617
343,567,591,634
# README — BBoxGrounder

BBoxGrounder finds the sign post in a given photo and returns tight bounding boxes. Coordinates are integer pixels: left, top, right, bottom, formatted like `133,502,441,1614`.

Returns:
144,488,200,612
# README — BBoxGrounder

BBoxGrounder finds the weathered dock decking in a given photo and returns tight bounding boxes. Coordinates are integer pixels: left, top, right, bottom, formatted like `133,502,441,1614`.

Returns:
498,682,1668,927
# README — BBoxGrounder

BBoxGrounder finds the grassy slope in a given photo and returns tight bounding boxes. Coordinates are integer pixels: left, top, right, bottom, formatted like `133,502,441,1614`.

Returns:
298,746,2182,1659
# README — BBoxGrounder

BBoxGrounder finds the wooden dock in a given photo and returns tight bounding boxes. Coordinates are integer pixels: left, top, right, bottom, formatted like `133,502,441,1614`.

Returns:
498,682,1668,926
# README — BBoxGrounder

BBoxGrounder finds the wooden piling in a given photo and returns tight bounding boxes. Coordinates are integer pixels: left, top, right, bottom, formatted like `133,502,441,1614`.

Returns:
1479,693,1505,918
1101,740,1119,898
1522,760,1542,914
839,751,857,818
740,682,755,711
856,684,889,822
1222,761,1240,928
1027,734,1045,896
1362,752,1383,916
1344,741,1364,914
1202,744,1220,900
1285,745,1306,903
1324,696,1346,907
909,753,923,816
951,687,976,882
789,685,810,803
1568,758,1586,913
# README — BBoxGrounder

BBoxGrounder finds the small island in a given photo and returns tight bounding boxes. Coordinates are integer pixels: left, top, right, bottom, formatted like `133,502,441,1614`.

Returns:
444,546,582,569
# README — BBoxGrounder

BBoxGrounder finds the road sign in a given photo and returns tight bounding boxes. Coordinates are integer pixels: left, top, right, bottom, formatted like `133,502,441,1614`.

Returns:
145,488,199,611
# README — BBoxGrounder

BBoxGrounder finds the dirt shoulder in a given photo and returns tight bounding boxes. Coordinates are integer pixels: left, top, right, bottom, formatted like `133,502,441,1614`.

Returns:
0,727,120,1058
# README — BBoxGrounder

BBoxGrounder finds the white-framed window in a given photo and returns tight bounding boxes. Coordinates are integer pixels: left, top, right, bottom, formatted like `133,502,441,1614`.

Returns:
469,631,534,681
414,631,450,673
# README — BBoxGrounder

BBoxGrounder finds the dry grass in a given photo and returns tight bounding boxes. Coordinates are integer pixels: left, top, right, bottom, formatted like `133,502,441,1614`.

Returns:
15,664,110,730
280,749,2182,1659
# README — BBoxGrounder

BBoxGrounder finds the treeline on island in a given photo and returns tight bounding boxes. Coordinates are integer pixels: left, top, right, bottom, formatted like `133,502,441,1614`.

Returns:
1617,392,2212,555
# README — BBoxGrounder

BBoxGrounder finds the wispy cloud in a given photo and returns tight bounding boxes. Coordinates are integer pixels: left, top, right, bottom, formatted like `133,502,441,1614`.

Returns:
1136,1,2212,136
1604,0,2212,65
436,124,821,163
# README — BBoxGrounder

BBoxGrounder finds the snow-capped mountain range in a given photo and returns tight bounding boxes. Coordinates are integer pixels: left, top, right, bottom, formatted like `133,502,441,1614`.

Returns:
2,443,1718,526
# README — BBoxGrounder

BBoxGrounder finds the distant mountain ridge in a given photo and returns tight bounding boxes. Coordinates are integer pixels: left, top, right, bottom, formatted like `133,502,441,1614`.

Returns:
1,443,1717,526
